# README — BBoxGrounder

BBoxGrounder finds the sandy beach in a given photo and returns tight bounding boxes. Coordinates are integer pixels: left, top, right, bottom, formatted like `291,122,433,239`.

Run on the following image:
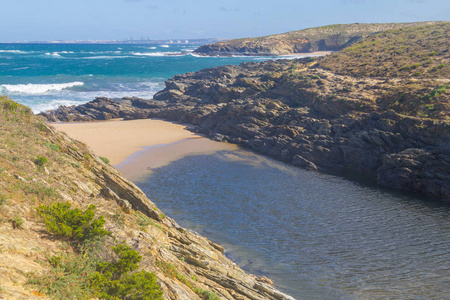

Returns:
52,118,238,180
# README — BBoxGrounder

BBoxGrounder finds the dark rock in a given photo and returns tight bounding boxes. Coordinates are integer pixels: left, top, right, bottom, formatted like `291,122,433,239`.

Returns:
39,58,450,201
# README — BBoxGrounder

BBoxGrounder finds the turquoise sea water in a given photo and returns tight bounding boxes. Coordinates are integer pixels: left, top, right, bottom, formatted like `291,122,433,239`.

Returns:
0,43,273,112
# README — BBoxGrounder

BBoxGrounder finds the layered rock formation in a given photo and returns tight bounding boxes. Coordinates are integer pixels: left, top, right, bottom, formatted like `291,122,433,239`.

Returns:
0,97,293,299
41,23,450,202
194,22,442,56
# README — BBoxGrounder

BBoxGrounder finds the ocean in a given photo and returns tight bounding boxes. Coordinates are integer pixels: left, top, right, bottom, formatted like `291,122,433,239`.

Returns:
0,43,276,113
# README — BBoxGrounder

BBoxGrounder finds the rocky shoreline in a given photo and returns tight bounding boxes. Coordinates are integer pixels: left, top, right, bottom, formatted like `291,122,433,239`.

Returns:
41,23,450,202
40,58,450,202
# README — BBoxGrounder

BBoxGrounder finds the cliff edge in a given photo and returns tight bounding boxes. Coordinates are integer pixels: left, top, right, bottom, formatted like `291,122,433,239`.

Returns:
0,97,293,299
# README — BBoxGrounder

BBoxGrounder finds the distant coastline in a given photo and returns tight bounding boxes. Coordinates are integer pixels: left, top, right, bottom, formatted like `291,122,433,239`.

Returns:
0,38,219,45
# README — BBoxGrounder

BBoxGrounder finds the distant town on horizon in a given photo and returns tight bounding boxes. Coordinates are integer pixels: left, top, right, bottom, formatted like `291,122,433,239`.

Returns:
2,38,220,45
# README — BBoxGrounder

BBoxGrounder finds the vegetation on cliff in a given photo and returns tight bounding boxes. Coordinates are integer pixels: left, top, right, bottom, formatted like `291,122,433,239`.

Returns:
194,21,443,56
0,96,293,299
319,22,450,78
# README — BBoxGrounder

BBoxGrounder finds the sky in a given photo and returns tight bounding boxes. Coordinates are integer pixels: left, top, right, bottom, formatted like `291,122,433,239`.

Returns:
1,0,449,42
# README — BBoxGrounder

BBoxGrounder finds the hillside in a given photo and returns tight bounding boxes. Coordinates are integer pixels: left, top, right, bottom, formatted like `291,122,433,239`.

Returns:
41,23,450,201
194,22,443,56
319,22,450,78
0,97,293,299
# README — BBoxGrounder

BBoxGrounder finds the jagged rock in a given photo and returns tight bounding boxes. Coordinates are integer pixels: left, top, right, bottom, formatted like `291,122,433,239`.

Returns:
40,55,449,202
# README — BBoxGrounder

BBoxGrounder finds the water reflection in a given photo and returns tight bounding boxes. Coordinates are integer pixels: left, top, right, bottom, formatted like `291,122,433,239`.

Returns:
136,149,450,300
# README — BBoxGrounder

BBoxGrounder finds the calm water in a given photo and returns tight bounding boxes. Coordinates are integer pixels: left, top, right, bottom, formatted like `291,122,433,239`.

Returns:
136,149,450,300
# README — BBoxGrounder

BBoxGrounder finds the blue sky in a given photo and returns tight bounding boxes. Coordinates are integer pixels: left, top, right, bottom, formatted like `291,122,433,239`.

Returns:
2,0,449,42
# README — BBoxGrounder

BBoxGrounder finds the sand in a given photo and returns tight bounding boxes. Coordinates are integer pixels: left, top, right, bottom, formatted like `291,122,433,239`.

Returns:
52,118,238,181
282,51,334,57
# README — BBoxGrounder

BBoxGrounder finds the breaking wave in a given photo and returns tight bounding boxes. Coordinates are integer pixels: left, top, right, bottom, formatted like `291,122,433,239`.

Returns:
0,82,84,94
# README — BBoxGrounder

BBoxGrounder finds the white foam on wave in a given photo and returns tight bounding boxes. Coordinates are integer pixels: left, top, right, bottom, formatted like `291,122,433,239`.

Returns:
160,45,170,48
1,82,84,94
45,52,62,57
12,67,30,71
132,52,184,57
0,50,29,54
82,55,132,60
31,99,86,114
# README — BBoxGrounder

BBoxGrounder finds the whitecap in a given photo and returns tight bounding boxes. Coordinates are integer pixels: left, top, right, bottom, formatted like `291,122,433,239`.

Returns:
31,99,86,114
133,52,184,57
1,82,84,94
148,47,157,50
45,52,62,57
80,55,133,60
0,50,29,54
160,45,170,48
187,53,205,58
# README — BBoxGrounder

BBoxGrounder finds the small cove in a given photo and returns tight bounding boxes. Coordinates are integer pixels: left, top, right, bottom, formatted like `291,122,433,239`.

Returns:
122,146,450,299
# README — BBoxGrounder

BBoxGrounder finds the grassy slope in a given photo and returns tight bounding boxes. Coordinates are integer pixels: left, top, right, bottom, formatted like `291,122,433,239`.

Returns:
195,21,443,55
0,98,205,299
318,22,450,78
316,22,450,120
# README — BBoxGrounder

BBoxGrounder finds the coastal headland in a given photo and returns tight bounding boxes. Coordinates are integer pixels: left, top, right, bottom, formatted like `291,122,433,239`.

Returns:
194,21,443,56
41,22,450,201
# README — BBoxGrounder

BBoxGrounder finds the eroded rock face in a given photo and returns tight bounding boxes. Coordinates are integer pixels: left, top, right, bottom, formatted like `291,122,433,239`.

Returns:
40,58,450,202
0,108,294,300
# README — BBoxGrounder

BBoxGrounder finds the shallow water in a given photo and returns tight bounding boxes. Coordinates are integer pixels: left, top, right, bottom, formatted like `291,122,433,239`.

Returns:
135,148,450,299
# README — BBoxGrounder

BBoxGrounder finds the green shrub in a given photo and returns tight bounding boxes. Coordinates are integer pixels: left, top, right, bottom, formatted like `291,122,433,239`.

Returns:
10,215,24,229
34,155,48,167
0,194,7,205
99,156,110,164
37,202,110,244
90,244,163,300
23,183,59,200
3,99,19,113
28,252,97,299
45,143,60,152
136,213,151,227
196,289,221,300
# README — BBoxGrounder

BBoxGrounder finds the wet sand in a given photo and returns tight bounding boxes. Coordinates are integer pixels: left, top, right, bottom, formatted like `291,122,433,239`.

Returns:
52,118,238,180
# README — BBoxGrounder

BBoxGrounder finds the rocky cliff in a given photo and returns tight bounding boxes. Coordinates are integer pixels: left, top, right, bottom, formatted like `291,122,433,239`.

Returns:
194,22,442,56
41,23,450,202
0,97,293,299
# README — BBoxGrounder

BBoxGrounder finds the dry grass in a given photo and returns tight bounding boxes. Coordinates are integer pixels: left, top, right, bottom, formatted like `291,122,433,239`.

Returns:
195,21,444,55
319,22,450,78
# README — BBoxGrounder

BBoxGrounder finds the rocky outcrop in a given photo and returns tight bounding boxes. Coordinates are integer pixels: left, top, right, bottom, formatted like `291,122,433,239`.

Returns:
40,56,450,202
1,98,293,299
194,22,442,56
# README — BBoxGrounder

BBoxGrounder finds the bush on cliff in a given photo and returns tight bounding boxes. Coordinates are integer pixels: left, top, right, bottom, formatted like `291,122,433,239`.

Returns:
32,203,164,299
37,202,110,245
90,243,163,300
